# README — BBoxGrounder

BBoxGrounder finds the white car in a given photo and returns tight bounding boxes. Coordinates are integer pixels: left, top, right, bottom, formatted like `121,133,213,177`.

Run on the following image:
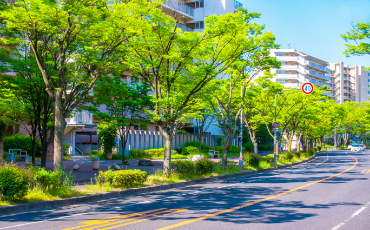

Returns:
358,144,365,151
348,145,352,150
351,144,360,152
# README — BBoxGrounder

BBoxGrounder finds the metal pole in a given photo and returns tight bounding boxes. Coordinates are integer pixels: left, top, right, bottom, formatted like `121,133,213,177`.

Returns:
239,86,244,168
240,86,243,158
274,93,278,166
334,126,337,150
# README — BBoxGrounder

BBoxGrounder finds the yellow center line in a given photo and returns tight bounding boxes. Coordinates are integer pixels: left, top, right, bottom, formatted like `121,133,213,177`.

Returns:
62,208,166,230
96,209,188,230
157,152,358,230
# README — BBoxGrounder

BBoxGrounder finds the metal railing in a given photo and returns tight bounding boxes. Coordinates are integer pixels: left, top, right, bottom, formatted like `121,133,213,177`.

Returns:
163,0,194,17
309,79,325,87
308,62,330,73
178,23,194,32
75,134,83,155
308,70,331,81
66,110,93,124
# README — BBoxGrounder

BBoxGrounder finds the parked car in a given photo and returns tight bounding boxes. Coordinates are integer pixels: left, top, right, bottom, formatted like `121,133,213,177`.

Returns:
351,144,359,152
358,144,365,151
348,145,352,150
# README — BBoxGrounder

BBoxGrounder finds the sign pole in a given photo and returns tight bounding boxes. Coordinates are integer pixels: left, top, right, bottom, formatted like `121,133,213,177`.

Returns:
274,93,278,166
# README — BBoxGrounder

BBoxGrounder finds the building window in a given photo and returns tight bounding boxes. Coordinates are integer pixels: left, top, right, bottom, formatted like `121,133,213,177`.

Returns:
195,0,204,8
195,21,204,29
280,61,286,66
276,52,285,56
276,70,286,74
276,79,286,84
368,73,370,76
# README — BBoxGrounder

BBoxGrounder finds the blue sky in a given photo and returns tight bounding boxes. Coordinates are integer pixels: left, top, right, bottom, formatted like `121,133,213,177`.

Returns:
239,0,370,67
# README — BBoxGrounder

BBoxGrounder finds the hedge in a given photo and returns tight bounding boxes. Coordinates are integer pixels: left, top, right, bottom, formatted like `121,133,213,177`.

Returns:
96,169,148,188
4,134,42,158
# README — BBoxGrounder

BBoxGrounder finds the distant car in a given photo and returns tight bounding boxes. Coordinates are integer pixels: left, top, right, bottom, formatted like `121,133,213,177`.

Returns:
351,144,359,152
348,145,352,150
358,144,365,151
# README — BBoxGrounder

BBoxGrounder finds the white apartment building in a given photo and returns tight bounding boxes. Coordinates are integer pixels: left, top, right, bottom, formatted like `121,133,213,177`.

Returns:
267,49,370,104
158,0,243,32
266,49,332,93
330,62,370,104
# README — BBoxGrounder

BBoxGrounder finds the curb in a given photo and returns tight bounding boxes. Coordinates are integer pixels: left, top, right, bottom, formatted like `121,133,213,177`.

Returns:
0,154,320,215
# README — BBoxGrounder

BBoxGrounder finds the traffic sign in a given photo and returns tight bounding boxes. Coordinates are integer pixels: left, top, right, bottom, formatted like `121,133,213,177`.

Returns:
273,128,279,131
302,83,314,94
272,122,279,128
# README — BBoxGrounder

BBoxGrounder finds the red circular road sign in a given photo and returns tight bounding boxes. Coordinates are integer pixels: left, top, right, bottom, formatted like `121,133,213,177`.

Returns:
272,122,279,128
302,83,314,94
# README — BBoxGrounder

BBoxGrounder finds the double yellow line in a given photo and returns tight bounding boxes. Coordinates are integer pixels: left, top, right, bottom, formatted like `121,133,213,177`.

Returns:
63,208,187,230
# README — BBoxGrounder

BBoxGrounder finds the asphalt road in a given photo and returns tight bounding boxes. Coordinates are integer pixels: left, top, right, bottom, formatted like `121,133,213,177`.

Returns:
1,150,370,230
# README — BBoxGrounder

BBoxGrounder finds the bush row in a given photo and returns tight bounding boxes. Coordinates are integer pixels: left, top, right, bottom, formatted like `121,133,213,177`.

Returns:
96,169,147,188
0,162,72,201
171,159,235,175
129,148,176,158
3,134,42,158
90,150,121,160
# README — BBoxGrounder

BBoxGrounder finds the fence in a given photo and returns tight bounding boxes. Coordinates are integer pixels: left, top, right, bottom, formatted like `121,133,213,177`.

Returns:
121,130,199,155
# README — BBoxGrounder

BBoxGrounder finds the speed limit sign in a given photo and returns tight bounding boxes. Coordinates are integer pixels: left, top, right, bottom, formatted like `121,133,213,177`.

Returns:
302,83,314,94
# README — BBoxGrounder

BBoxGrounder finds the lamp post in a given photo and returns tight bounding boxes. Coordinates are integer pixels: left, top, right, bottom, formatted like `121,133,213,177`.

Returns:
274,88,300,166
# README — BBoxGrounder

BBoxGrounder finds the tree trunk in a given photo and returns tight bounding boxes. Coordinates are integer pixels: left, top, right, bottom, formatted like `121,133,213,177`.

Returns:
0,136,3,160
120,135,128,164
163,136,172,177
296,133,301,152
31,139,36,166
53,90,64,171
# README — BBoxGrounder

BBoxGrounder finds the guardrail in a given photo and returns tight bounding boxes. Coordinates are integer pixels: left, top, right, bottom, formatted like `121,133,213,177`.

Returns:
163,0,194,17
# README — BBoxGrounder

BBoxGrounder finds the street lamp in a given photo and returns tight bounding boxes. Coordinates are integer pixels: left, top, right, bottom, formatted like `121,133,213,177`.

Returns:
274,88,300,166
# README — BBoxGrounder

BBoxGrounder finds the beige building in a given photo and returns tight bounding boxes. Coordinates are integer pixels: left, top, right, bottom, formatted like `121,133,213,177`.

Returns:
330,62,370,104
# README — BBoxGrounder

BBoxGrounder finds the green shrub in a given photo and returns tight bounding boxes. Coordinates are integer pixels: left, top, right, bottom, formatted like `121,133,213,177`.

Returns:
243,142,254,152
229,145,242,153
92,150,100,155
33,168,64,190
4,134,42,157
181,141,214,153
294,152,301,158
281,152,294,161
137,149,145,157
306,148,315,157
144,148,164,157
0,163,32,200
63,144,70,157
171,160,195,174
195,159,214,174
317,146,322,151
181,146,201,155
216,137,223,146
243,154,260,168
96,169,147,188
129,150,138,158
261,154,274,165
111,153,121,160
259,144,274,151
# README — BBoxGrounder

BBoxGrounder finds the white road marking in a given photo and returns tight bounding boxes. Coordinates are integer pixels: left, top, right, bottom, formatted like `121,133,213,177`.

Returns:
332,200,370,230
0,152,330,230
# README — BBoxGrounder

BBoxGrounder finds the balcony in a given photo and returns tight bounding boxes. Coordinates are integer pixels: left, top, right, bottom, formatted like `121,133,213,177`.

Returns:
283,83,299,88
235,0,243,9
276,74,299,79
308,62,330,73
281,65,299,70
307,70,331,81
309,79,325,87
178,23,194,32
66,111,93,125
162,0,194,18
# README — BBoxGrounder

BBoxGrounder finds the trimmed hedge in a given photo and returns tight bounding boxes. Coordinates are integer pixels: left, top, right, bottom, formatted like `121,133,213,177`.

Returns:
4,134,42,158
90,150,121,160
181,146,202,155
306,148,315,157
32,168,64,190
195,159,214,174
96,169,148,188
171,160,195,174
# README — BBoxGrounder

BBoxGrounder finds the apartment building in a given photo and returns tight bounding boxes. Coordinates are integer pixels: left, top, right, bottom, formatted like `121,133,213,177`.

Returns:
267,49,370,104
266,49,332,93
330,62,370,104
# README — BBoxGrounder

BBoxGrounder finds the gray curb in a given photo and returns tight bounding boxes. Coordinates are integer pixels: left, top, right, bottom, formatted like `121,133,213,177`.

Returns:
0,154,320,215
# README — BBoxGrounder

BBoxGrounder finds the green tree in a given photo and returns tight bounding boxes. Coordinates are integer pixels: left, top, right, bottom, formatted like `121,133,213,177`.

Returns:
97,122,117,159
82,75,152,163
342,22,370,69
122,9,263,175
1,0,159,171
